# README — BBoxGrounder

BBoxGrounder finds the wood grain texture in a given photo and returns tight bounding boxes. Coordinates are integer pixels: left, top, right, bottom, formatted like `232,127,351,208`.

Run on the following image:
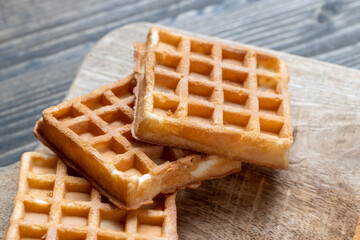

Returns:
1,23,360,239
1,0,360,167
354,220,360,240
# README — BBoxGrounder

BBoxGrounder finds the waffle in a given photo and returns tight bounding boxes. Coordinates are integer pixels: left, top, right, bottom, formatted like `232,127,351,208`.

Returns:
4,152,177,240
34,74,242,209
132,27,293,169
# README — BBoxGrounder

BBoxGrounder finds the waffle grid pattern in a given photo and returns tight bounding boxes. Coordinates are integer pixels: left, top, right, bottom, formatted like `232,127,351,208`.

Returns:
46,77,164,180
5,152,177,240
145,28,291,138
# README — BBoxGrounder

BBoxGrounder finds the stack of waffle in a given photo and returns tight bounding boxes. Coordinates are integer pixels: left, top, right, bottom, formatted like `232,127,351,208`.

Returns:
5,27,293,240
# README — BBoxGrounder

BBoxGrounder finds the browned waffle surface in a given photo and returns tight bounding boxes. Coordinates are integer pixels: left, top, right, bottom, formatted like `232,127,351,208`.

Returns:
4,152,177,240
132,27,293,169
35,74,242,209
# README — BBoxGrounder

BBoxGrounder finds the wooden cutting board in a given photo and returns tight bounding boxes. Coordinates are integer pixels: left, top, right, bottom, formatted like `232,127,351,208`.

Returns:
1,22,360,239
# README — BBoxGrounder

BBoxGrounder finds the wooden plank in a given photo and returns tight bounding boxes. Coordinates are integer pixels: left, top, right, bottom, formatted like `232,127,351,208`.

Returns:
1,22,360,239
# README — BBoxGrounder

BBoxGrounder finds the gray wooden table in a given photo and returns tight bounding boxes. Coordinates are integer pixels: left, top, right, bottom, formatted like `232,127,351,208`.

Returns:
0,0,360,166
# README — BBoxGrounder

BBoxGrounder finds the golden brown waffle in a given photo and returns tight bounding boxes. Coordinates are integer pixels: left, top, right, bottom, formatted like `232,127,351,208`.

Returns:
34,74,242,209
4,152,177,240
132,27,293,169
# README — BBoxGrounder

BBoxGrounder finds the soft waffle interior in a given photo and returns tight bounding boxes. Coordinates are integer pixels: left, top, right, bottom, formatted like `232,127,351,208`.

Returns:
7,153,176,240
148,28,288,138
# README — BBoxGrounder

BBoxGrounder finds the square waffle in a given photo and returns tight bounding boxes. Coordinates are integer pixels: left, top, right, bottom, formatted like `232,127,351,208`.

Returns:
34,74,242,209
4,152,177,240
132,27,293,169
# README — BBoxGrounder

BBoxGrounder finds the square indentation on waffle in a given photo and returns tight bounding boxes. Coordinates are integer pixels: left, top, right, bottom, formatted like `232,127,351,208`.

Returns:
256,53,280,73
190,39,213,59
92,137,127,161
4,152,178,240
223,110,251,131
64,180,92,202
30,155,57,175
133,27,292,168
222,46,247,67
222,67,248,88
114,153,150,178
98,108,132,130
257,74,279,93
187,102,214,125
69,119,106,140
23,200,51,224
223,88,249,110
100,209,126,232
259,116,284,137
155,51,181,73
137,214,165,237
189,58,214,82
152,94,180,117
156,29,182,52
53,105,84,123
18,225,48,240
82,93,112,111
57,229,87,240
61,204,89,226
27,177,54,200
154,72,181,95
258,96,283,116
188,80,214,102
